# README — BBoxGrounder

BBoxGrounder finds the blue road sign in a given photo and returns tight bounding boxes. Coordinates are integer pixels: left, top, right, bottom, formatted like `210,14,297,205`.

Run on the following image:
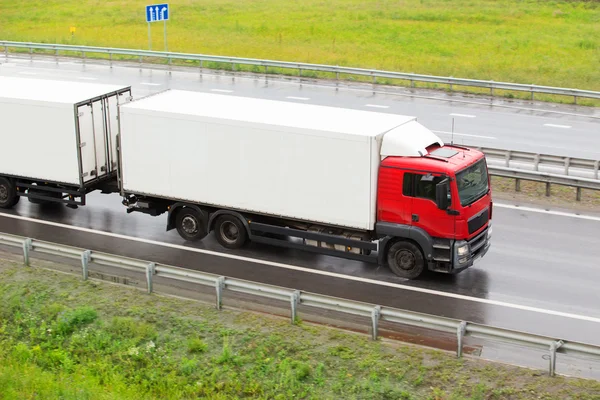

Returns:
146,3,169,22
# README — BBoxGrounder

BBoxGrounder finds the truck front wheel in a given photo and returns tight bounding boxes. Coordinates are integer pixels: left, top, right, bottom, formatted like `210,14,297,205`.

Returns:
386,241,425,279
175,207,208,241
214,215,248,249
0,177,19,209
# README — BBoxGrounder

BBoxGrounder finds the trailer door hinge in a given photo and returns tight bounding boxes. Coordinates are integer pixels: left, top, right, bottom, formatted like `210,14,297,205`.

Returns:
80,142,86,148
78,111,84,117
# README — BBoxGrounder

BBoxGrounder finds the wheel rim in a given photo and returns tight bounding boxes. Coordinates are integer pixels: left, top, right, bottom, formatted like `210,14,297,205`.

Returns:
181,215,199,235
220,221,239,244
0,184,8,202
395,250,416,271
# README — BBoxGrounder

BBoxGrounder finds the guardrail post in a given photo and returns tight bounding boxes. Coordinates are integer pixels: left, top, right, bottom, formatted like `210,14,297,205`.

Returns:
145,262,156,294
574,95,577,105
109,52,112,68
22,238,32,266
564,157,571,175
215,276,225,310
371,305,381,340
81,250,91,280
531,85,534,100
82,51,86,64
457,321,467,357
576,187,582,202
290,290,300,324
549,340,564,377
505,151,511,167
594,161,599,180
533,154,540,171
546,182,551,197
515,178,521,192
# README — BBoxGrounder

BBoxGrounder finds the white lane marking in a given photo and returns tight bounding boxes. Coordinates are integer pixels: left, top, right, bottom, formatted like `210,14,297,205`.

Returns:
494,203,600,222
140,82,161,86
450,113,476,118
432,130,497,140
365,104,389,109
18,71,37,75
210,89,233,93
1,212,600,324
544,124,571,129
286,96,310,101
0,63,16,67
78,77,98,81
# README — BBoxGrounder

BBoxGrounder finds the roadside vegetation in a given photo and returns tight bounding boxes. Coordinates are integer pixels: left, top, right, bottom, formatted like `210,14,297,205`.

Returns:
0,0,599,103
1,258,599,399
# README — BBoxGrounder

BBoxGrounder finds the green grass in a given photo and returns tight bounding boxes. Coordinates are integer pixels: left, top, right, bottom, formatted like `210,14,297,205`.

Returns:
1,260,600,399
1,0,599,104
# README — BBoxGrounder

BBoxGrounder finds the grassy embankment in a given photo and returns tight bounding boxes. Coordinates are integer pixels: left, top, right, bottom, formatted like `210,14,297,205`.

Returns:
0,0,599,104
1,258,600,399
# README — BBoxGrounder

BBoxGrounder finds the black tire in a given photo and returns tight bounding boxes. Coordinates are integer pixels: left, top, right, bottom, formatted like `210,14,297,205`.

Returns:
175,207,208,241
386,241,425,279
0,177,19,209
214,215,248,249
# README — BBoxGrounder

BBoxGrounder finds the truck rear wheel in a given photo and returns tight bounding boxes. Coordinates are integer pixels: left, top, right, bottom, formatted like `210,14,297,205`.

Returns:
214,215,248,249
387,241,425,279
0,177,19,209
175,207,208,241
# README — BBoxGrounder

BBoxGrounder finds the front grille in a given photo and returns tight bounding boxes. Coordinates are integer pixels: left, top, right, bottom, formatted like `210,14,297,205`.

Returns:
468,227,488,257
468,208,489,234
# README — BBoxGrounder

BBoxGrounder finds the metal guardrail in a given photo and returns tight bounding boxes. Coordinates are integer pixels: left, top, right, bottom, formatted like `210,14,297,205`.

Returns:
2,41,599,103
1,232,599,378
478,146,600,200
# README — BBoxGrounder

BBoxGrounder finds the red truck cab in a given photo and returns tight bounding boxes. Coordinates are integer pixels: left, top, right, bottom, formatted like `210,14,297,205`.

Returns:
376,143,492,278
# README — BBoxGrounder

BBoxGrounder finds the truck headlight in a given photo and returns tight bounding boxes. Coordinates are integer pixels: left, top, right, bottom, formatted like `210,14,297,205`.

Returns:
457,244,469,256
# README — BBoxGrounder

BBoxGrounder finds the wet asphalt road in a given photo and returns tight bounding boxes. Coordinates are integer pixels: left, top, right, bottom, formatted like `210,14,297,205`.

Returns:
1,193,599,345
1,55,599,345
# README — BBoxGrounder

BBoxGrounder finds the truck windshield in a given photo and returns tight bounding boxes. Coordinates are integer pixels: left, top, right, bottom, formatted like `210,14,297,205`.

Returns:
456,159,489,206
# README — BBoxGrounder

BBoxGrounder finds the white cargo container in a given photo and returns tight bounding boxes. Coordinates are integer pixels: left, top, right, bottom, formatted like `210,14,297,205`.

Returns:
0,76,131,189
119,90,441,230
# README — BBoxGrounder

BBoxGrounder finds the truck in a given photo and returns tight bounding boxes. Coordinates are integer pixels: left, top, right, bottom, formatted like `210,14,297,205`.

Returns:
0,76,492,279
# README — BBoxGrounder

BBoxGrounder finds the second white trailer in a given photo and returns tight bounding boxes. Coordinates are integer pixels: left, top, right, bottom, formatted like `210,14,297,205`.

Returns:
118,89,426,230
0,76,131,207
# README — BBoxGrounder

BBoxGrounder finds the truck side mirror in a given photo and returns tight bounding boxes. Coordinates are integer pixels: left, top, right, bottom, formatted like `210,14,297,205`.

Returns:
435,178,450,210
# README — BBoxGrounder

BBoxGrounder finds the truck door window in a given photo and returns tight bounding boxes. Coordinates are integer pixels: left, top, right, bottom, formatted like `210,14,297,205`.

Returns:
404,172,444,202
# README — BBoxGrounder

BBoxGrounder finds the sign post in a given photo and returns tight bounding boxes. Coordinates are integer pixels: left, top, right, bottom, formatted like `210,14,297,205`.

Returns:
145,3,169,51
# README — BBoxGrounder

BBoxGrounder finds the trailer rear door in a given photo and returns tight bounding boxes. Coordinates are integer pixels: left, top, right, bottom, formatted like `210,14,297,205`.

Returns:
76,90,130,184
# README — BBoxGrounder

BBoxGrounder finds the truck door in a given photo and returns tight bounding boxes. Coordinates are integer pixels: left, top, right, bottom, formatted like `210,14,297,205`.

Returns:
404,172,456,239
77,100,110,183
105,91,129,173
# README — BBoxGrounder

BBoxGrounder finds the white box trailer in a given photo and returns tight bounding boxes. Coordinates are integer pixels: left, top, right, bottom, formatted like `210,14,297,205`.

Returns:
0,76,131,205
118,90,440,231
